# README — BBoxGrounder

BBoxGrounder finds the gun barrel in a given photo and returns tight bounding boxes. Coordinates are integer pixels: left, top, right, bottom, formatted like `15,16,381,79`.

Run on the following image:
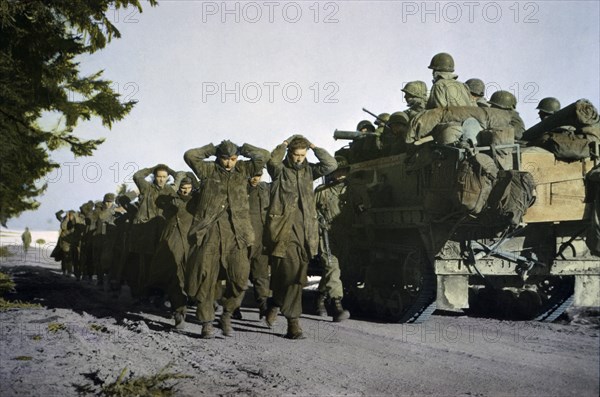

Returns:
333,129,363,140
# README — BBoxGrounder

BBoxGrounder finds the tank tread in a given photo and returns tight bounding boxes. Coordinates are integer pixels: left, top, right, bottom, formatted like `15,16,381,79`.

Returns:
534,278,575,322
399,273,437,323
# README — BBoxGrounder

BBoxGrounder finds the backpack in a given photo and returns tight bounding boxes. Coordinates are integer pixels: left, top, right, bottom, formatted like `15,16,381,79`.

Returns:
536,130,591,162
485,170,536,226
453,153,499,214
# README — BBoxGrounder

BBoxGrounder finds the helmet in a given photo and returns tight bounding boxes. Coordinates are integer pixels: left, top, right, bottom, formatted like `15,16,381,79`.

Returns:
428,52,455,72
401,81,428,99
375,113,390,126
489,90,517,110
334,155,349,169
387,111,409,126
103,193,115,202
356,120,375,132
465,78,485,97
536,97,561,115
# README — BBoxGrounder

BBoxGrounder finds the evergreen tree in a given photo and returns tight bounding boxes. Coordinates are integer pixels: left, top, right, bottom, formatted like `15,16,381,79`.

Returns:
0,0,157,226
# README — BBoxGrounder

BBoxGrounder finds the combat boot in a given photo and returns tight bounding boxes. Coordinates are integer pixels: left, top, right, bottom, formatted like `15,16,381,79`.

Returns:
200,322,215,339
220,312,233,337
174,310,185,330
258,300,268,320
285,318,306,339
265,305,279,328
232,307,243,320
331,298,350,322
316,294,328,317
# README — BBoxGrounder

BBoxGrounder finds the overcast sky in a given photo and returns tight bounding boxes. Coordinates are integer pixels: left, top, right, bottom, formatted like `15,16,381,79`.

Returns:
8,0,600,230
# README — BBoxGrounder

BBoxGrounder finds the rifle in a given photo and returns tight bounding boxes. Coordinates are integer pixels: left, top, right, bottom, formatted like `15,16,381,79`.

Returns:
362,107,388,127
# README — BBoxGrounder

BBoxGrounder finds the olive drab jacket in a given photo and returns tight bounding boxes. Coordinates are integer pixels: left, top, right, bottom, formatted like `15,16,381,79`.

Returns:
267,144,337,258
248,181,271,259
427,72,476,110
184,143,270,249
132,167,178,224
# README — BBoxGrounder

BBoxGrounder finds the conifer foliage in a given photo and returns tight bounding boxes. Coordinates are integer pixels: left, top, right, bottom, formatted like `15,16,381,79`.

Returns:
0,0,157,225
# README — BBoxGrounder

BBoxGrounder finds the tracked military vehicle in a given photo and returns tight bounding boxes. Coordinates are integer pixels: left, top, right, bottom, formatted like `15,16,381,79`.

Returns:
332,103,600,324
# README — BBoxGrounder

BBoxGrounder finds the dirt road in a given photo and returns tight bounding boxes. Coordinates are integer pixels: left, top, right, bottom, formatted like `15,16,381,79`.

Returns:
1,246,598,397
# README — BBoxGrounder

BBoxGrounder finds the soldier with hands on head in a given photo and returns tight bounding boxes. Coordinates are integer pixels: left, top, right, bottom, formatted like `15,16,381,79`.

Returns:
184,140,270,338
265,135,337,339
129,163,179,298
148,175,199,330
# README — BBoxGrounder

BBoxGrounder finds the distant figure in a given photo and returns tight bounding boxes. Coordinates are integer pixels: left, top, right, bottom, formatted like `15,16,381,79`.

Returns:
21,227,32,252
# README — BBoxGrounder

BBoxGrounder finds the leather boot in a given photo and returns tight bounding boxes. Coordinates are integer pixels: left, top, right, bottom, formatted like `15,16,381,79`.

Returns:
200,322,215,339
174,310,185,330
285,318,305,339
316,294,328,317
332,298,350,322
258,299,268,320
265,305,279,328
220,312,233,337
232,307,243,320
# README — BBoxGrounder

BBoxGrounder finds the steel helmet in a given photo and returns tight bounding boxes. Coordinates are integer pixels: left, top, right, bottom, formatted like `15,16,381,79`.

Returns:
387,111,409,126
428,52,455,72
489,90,517,110
465,78,485,97
401,81,428,100
356,120,375,132
375,113,390,126
536,97,561,115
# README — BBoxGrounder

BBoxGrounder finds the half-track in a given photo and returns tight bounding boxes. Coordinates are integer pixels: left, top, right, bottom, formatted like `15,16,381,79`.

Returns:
332,141,599,323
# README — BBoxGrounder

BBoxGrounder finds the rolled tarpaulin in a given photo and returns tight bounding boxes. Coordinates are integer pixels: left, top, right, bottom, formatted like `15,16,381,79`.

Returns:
523,99,599,141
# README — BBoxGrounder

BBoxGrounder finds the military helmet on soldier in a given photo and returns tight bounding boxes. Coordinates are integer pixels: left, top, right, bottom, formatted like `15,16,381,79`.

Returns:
356,120,375,133
375,113,390,126
103,193,115,203
489,90,517,110
402,81,428,100
334,155,349,170
428,52,455,73
536,97,561,115
387,111,409,126
465,78,485,97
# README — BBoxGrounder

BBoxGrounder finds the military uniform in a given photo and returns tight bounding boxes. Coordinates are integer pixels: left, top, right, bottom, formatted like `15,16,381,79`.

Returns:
149,188,197,318
427,73,476,109
78,201,96,280
247,180,271,315
315,182,346,300
57,211,84,276
184,142,269,334
266,141,337,329
129,166,178,297
93,196,118,285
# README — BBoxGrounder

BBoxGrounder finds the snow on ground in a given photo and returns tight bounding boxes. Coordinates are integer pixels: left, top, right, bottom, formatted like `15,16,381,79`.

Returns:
1,233,599,397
